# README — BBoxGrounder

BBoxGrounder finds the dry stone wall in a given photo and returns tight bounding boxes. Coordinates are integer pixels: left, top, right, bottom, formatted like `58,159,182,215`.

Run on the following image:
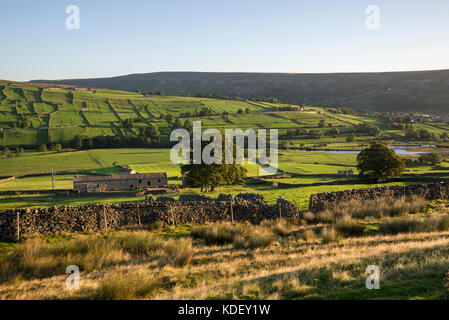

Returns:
309,181,449,211
0,193,298,241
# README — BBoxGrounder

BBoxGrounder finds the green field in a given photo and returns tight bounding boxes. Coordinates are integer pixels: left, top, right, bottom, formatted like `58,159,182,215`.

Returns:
1,147,448,210
4,81,449,149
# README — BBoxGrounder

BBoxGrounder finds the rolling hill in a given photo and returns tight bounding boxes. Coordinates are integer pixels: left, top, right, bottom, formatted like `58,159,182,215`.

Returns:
31,69,449,113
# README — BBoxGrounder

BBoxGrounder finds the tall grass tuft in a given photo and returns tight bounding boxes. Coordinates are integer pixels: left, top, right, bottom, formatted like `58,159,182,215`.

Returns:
159,238,194,267
261,218,294,236
0,231,194,282
316,195,429,222
191,222,246,245
94,272,159,300
320,227,342,243
378,215,449,235
335,216,365,237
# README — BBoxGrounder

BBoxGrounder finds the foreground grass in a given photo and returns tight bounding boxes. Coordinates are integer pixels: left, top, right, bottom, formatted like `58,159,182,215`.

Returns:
1,198,449,300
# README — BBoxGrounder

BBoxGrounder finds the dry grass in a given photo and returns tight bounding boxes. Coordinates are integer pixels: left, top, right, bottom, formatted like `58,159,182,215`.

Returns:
297,229,317,242
94,272,160,300
378,215,449,235
191,222,246,245
335,216,365,237
0,231,193,283
320,227,342,243
315,195,429,223
1,200,449,300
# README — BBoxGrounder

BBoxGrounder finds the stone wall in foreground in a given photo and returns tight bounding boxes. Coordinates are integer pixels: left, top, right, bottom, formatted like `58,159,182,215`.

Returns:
0,193,298,241
308,181,449,211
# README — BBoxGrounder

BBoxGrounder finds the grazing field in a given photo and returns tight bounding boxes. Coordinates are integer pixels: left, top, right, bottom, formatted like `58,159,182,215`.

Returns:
1,198,449,300
0,147,448,210
4,81,449,149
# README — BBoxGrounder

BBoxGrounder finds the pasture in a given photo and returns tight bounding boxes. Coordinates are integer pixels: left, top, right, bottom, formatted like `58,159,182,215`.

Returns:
4,81,449,149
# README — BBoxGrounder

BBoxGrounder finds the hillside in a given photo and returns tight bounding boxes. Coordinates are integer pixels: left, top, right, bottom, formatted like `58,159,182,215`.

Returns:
3,80,449,149
31,70,449,113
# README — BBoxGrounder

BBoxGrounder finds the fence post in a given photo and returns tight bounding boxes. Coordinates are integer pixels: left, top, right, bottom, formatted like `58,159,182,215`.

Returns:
103,205,108,232
16,211,20,241
279,203,282,219
230,197,234,223
295,201,299,220
137,204,142,227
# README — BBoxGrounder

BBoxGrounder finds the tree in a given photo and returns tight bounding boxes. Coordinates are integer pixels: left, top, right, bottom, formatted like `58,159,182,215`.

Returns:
346,133,356,142
165,114,175,123
245,108,250,114
237,109,243,114
318,119,326,128
308,130,323,139
122,118,134,128
1,147,11,158
15,147,24,157
181,162,246,192
418,152,442,166
38,144,48,152
357,143,405,179
174,118,182,128
73,135,84,149
180,140,247,192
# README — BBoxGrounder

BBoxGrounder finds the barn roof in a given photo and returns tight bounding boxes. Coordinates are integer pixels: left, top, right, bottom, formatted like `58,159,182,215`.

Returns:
74,172,167,183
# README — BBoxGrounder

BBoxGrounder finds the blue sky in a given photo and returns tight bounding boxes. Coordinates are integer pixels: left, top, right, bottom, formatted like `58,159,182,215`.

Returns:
1,0,449,81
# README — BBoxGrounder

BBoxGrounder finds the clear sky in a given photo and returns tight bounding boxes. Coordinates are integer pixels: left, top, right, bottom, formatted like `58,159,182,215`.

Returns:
1,0,449,81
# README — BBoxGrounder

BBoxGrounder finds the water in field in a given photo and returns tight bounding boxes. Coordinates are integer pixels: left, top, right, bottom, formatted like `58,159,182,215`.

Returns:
296,146,430,155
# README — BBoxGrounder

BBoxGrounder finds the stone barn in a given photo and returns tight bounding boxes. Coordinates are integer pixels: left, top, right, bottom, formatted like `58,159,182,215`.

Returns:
73,172,168,192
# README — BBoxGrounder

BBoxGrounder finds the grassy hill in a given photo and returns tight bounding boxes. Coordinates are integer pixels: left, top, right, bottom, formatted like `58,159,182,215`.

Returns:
31,69,449,113
3,80,449,150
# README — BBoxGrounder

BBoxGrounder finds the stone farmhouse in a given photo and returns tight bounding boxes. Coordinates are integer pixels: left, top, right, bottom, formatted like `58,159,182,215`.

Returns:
73,172,168,193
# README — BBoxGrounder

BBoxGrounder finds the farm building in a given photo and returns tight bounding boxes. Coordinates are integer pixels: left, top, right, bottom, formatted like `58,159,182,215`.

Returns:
73,173,168,192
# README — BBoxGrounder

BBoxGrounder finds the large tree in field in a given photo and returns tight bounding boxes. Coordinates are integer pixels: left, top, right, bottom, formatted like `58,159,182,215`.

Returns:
181,162,246,192
180,139,247,192
357,143,405,180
